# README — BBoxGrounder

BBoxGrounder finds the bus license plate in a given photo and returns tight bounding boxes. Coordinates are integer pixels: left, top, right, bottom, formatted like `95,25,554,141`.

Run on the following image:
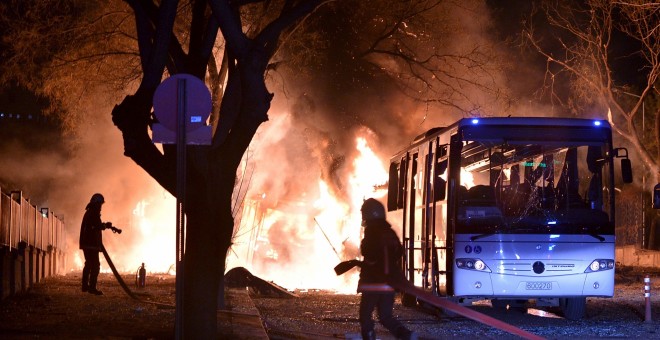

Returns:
526,282,552,290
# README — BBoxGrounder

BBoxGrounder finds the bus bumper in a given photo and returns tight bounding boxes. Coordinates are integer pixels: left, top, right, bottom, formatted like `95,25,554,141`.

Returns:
453,269,614,298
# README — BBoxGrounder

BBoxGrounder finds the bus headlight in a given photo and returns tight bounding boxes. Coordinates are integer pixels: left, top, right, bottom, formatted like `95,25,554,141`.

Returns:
474,260,486,271
456,258,492,272
585,259,615,273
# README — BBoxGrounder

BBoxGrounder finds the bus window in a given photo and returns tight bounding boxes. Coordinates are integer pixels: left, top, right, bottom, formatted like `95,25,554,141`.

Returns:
387,162,399,211
433,144,448,202
411,153,420,204
555,148,585,209
434,158,447,201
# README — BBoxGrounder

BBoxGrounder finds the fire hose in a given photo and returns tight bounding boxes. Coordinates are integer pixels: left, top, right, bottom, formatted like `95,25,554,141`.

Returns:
101,244,173,309
334,260,544,340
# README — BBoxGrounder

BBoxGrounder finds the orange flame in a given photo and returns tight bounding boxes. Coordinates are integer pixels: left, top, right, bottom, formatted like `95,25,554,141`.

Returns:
228,136,388,293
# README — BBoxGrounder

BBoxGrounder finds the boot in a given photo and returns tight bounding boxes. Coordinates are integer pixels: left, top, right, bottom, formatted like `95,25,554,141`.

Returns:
361,330,376,340
88,288,103,295
81,267,90,292
88,270,102,295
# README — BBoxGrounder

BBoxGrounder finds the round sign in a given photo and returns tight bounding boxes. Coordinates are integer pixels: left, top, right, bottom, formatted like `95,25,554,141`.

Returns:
153,74,212,132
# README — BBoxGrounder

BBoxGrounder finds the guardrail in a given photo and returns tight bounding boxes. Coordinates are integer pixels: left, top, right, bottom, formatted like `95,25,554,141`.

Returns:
0,189,66,300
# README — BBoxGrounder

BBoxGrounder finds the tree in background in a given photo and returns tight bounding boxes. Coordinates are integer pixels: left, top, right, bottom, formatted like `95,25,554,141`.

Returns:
301,0,509,115
523,1,660,183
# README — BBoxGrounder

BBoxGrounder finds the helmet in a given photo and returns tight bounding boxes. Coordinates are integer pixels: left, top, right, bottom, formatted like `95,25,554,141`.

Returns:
90,193,105,204
361,198,385,222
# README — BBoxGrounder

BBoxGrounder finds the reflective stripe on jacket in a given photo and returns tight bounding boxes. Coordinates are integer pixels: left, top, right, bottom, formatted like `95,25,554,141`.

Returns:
357,283,395,292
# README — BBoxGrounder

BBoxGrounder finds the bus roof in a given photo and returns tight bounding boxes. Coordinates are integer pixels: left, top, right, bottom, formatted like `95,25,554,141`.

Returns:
455,117,610,129
396,117,611,159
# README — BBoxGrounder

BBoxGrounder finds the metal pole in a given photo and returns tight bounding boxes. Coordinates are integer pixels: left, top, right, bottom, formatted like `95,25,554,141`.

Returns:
640,97,653,249
645,275,652,323
174,78,187,339
313,218,341,261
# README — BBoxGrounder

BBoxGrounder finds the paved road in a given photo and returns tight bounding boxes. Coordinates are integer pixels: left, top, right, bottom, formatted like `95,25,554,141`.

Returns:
2,270,660,339
253,273,660,339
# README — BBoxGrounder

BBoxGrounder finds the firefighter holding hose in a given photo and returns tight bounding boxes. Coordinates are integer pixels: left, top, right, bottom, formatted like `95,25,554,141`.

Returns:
79,193,113,295
358,198,417,340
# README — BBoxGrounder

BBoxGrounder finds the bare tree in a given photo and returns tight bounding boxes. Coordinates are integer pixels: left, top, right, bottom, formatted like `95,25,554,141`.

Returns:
109,0,334,336
356,0,509,115
524,0,660,182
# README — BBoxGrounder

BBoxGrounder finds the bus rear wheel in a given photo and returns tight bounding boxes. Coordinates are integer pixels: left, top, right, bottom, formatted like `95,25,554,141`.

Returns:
560,297,586,320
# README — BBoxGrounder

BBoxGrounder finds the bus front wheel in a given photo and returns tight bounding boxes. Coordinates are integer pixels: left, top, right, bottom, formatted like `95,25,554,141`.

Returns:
560,297,586,320
401,292,417,307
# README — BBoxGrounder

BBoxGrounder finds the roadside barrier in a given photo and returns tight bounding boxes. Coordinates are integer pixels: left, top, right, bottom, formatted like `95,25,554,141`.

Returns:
0,190,65,300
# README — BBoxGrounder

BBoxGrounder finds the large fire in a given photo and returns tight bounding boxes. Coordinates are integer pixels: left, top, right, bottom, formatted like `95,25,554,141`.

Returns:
227,136,389,293
72,134,388,294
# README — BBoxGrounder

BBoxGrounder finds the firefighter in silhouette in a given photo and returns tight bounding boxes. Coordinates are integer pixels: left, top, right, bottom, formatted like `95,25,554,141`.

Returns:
358,198,417,340
79,193,111,295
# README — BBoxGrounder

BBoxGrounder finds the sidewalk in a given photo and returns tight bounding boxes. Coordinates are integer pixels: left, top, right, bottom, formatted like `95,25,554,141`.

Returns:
219,287,269,339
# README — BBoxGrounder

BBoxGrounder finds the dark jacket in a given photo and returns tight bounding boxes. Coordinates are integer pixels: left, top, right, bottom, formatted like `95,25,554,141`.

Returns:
358,219,404,290
79,203,103,251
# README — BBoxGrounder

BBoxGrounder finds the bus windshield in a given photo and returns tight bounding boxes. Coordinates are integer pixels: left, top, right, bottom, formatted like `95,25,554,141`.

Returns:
456,141,613,237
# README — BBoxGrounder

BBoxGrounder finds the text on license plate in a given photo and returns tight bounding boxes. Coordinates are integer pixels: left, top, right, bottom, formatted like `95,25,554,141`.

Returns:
526,282,552,290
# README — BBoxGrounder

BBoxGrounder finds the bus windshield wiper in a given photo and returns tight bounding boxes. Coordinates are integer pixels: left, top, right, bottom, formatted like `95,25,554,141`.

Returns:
470,232,496,241
588,233,605,242
469,224,514,241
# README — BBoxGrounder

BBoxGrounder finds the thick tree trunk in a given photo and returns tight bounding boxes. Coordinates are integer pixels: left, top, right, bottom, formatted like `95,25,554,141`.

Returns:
113,1,325,337
183,208,221,336
182,155,237,336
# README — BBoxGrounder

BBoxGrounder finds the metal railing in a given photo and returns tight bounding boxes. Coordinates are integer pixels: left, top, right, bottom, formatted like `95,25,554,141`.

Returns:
0,190,65,252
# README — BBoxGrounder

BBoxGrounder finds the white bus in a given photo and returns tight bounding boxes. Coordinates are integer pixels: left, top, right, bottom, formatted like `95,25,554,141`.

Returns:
386,117,632,319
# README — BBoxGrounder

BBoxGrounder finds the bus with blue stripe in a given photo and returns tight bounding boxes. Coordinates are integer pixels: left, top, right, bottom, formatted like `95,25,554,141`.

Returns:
386,117,632,319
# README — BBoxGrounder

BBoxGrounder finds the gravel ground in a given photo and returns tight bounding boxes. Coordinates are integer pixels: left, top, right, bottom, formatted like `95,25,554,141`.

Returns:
253,267,660,339
2,267,660,339
0,273,177,338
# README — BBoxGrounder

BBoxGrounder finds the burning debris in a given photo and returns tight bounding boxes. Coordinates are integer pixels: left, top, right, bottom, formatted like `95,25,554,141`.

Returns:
225,267,297,298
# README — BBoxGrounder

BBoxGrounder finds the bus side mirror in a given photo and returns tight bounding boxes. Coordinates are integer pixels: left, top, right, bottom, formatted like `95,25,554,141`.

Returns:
614,148,632,184
654,184,660,209
621,158,632,183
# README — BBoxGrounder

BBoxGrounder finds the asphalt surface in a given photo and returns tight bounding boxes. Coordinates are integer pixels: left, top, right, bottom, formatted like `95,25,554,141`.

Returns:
253,267,660,339
2,268,660,339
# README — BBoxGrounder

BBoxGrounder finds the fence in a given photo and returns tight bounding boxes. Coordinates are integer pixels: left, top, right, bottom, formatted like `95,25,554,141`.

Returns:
0,189,66,300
